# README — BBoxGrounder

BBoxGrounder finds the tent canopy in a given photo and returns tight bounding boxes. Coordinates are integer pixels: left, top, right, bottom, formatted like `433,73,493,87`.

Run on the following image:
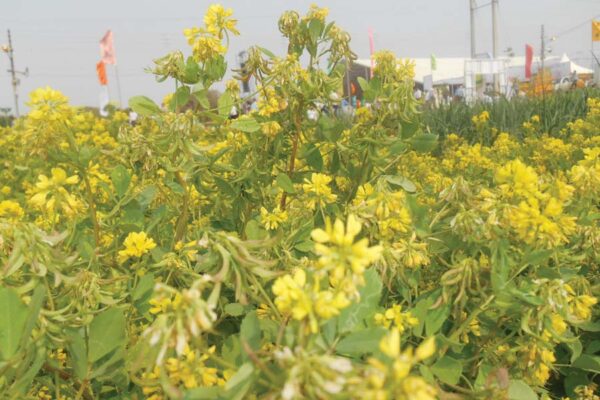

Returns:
353,54,593,86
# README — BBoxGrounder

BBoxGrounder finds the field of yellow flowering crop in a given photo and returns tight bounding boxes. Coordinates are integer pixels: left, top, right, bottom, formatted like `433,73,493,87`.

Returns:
1,4,599,400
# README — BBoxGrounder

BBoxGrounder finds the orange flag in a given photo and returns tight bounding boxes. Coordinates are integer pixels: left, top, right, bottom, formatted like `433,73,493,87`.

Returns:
99,30,117,65
96,61,108,85
593,21,600,42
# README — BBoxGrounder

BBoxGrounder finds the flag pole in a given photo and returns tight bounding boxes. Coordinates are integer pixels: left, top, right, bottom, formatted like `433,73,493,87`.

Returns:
114,64,123,108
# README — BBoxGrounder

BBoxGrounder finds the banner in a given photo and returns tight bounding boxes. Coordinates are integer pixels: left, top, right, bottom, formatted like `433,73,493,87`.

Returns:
96,60,108,85
525,44,534,79
593,21,600,42
100,30,117,65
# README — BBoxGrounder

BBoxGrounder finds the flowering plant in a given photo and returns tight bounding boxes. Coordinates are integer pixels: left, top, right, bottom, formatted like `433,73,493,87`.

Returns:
0,4,598,400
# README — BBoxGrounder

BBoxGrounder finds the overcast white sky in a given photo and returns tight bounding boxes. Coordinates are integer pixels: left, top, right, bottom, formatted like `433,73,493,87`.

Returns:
1,0,599,112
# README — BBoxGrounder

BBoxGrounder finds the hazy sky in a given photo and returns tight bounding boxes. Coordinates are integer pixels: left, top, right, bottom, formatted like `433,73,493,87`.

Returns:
1,0,599,112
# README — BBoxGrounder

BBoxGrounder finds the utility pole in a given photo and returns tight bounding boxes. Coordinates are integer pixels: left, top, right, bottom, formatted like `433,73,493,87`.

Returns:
491,0,499,59
540,25,545,71
470,0,477,58
3,30,20,118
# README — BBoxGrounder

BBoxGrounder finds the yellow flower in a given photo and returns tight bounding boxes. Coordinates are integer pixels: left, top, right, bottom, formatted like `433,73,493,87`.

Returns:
272,269,312,321
260,206,288,230
260,121,282,137
570,295,597,320
191,36,227,62
203,4,239,38
374,304,419,332
379,327,401,358
415,337,436,361
305,4,329,21
28,167,82,217
311,214,382,281
257,86,288,116
550,314,567,335
0,200,24,221
302,173,337,210
118,231,157,263
402,376,437,400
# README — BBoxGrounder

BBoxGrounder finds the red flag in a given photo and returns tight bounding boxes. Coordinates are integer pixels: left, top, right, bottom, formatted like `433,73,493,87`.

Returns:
96,61,108,85
100,30,117,65
525,44,534,79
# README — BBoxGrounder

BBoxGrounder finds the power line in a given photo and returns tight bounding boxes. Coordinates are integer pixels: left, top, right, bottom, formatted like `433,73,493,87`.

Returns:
553,14,600,39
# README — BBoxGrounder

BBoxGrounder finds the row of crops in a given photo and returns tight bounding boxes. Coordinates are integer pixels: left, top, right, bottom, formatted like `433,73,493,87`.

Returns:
0,4,598,400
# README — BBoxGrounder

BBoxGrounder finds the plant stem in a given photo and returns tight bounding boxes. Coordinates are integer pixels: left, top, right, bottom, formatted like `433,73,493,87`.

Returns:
280,109,303,210
82,173,101,248
174,171,190,243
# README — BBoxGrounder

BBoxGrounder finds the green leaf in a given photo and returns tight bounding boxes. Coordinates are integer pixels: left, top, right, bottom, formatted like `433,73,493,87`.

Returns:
19,285,46,350
173,85,191,109
425,303,450,336
10,345,46,395
0,287,28,360
240,311,260,357
400,119,420,139
276,173,296,194
357,77,370,92
302,143,323,171
66,328,89,380
567,339,583,364
337,269,382,333
410,133,438,153
491,240,510,293
508,380,538,400
308,19,324,42
389,139,407,155
230,117,260,133
224,363,255,400
572,354,600,373
111,165,131,198
137,185,158,209
184,387,221,400
336,327,386,356
294,240,314,253
132,273,155,303
129,96,161,117
218,91,234,117
182,57,201,84
244,220,266,241
431,356,462,385
257,46,275,59
88,308,126,363
225,303,245,317
383,175,416,193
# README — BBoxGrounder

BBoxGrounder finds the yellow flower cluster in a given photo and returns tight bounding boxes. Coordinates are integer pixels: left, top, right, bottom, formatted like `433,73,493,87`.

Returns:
351,332,436,400
142,346,225,399
260,206,288,230
471,110,490,130
183,4,239,62
302,173,337,210
28,168,82,220
118,231,157,263
272,215,381,332
0,200,24,222
374,304,419,333
261,121,282,137
312,214,382,293
495,159,576,247
257,86,288,117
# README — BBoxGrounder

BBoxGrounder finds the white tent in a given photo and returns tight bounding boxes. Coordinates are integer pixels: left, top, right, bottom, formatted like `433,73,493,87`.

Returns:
353,54,593,86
